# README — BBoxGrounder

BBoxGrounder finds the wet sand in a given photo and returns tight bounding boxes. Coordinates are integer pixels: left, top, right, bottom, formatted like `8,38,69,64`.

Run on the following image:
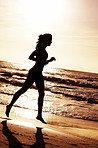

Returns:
0,104,98,148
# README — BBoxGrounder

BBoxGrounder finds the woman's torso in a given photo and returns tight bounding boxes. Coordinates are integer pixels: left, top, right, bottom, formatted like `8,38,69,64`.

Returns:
33,48,48,72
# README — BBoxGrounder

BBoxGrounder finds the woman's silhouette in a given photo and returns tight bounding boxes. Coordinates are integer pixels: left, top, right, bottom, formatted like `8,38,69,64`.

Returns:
6,33,56,124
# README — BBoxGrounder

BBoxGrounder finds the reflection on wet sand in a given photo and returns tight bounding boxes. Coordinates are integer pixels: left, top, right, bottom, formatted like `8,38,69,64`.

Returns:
1,120,45,148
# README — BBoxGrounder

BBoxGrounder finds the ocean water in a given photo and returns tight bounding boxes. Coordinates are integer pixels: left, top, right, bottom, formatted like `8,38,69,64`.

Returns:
0,60,98,121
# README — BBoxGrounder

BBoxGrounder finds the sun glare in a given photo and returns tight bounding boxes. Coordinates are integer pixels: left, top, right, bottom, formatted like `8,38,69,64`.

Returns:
18,0,63,23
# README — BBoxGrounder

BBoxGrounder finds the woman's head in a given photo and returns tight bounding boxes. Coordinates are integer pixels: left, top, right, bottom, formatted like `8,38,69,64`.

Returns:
36,33,52,49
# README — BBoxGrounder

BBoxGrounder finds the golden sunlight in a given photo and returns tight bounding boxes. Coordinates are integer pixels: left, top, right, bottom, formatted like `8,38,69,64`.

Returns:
18,0,63,23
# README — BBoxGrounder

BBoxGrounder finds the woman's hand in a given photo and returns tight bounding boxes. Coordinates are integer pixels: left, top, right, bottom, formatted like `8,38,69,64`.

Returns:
50,57,56,62
45,57,56,65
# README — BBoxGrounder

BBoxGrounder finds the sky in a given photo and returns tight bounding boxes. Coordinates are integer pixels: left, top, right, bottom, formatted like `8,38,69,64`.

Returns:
0,0,98,73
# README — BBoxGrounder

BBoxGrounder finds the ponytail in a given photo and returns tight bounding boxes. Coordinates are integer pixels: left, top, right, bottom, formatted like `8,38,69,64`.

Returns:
36,34,43,50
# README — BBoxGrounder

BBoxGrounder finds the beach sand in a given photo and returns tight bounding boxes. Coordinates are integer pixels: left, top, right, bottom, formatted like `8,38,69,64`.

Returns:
0,105,98,148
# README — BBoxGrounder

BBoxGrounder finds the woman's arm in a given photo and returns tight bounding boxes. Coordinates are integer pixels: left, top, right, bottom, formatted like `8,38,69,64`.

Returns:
29,50,36,61
45,57,56,65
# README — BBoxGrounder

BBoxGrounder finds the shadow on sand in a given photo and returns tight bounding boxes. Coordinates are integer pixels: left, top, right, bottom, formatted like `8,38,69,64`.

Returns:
1,120,45,148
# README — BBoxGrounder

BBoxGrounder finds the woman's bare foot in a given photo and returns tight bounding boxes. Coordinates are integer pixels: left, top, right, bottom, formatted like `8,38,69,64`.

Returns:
6,105,11,117
36,116,47,124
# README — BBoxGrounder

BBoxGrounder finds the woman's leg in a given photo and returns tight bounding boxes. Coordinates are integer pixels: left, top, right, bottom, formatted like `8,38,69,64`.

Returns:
35,74,46,124
6,71,34,117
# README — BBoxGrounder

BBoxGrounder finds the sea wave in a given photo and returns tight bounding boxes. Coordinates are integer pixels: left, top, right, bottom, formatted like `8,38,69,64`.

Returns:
44,76,98,89
0,60,98,104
